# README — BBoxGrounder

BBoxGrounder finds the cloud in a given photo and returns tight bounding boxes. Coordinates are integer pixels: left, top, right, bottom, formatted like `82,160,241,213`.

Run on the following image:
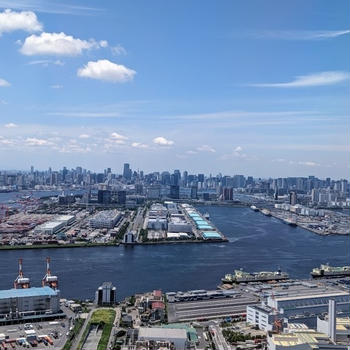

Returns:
131,142,148,149
25,137,51,146
298,161,320,167
27,59,64,66
153,136,174,146
255,30,350,40
20,32,106,56
0,9,42,35
221,146,247,160
50,84,63,89
0,78,10,87
4,123,18,128
0,1,102,15
186,150,198,155
110,132,128,140
78,134,90,139
111,44,127,55
77,59,136,83
48,111,119,118
251,71,349,88
196,145,216,153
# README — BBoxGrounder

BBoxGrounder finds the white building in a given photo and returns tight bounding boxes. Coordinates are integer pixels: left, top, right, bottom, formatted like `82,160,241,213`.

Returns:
34,221,65,235
147,218,167,230
89,210,122,229
0,287,61,324
137,327,188,350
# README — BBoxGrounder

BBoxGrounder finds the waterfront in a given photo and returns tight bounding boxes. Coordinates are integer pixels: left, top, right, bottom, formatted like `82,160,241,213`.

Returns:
0,206,348,301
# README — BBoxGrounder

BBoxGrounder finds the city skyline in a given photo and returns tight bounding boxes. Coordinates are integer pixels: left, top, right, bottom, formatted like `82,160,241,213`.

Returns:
0,0,349,177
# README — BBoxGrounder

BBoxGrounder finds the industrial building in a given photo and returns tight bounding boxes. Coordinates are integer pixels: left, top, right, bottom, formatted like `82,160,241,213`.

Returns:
34,214,74,235
167,214,192,233
89,210,122,228
247,291,350,330
137,327,188,350
0,287,61,325
94,282,116,306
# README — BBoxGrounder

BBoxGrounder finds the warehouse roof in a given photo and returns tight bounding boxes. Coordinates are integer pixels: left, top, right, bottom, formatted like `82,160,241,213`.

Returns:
203,231,221,239
0,286,57,299
139,327,187,339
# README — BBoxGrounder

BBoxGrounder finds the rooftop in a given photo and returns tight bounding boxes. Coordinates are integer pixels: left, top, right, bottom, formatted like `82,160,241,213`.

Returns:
139,327,187,339
0,286,57,299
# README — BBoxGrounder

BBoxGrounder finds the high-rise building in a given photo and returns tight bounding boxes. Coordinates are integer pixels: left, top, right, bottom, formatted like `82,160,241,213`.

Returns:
289,191,297,206
117,190,126,205
123,163,132,180
190,185,197,199
170,185,180,199
223,187,233,201
94,282,116,306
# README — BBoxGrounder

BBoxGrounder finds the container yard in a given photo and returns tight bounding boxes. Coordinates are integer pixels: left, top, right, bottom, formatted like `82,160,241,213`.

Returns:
142,202,227,243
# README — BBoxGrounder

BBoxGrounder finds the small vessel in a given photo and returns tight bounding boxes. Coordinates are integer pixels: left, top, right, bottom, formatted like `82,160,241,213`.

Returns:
250,205,259,212
222,268,289,284
204,212,210,220
283,217,297,226
261,209,271,216
311,264,350,278
221,274,235,284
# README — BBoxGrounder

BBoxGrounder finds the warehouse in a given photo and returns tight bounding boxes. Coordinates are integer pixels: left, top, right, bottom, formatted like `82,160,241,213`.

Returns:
89,210,122,229
34,221,65,235
137,327,188,350
0,287,61,325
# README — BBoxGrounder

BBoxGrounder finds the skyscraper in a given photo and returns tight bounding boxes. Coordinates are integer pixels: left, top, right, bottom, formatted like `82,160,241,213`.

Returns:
123,163,131,180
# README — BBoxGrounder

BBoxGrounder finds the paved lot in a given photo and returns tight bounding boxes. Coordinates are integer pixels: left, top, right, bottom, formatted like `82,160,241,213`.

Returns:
0,318,69,350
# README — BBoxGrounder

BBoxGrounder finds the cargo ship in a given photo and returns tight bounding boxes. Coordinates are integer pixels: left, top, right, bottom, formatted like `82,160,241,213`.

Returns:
221,269,289,284
250,205,259,212
261,209,272,216
311,264,350,278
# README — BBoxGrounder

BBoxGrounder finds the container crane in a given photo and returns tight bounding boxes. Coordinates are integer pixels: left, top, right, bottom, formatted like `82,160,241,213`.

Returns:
14,258,30,289
42,257,58,289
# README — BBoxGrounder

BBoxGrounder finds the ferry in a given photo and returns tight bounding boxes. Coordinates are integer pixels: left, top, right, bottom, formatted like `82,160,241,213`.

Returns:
250,205,259,212
222,268,289,284
311,264,350,278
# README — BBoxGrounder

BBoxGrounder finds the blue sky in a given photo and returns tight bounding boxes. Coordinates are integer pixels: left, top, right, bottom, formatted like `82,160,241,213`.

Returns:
0,0,349,178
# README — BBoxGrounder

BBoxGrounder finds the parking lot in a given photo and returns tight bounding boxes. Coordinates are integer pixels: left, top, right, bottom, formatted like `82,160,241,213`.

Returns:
0,316,71,349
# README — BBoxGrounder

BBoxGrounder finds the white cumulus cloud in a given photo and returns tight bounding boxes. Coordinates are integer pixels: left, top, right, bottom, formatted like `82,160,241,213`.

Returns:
110,132,128,140
153,136,174,146
131,142,148,149
0,78,10,87
4,123,18,128
25,137,51,146
0,9,42,35
77,59,136,83
20,32,106,56
251,71,349,88
196,145,216,153
79,134,90,139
